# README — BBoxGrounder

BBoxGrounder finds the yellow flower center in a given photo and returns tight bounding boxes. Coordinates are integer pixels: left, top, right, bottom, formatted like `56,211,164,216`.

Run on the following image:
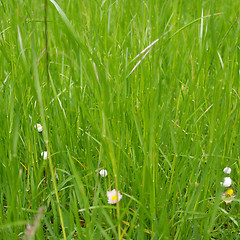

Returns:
226,189,234,196
111,196,117,201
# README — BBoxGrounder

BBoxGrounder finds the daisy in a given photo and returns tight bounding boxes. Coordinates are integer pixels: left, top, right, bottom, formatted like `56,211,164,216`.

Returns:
35,124,43,133
41,151,47,160
107,189,122,204
221,177,232,188
222,189,235,204
223,167,231,174
99,169,108,177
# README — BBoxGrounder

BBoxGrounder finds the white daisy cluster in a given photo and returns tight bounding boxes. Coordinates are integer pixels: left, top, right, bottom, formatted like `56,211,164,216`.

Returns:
221,167,232,187
221,167,235,204
35,123,48,160
36,123,122,204
97,168,122,204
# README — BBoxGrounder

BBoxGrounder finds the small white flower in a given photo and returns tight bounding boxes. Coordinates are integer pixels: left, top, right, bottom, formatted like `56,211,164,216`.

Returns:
35,124,43,133
99,169,108,177
107,189,122,204
221,177,232,187
222,189,235,204
41,151,47,160
222,193,234,204
223,167,231,174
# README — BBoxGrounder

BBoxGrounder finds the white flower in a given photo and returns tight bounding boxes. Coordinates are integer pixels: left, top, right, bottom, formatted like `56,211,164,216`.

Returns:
107,189,122,204
35,124,43,133
41,151,47,160
99,169,108,177
221,177,232,187
223,167,231,174
222,189,235,204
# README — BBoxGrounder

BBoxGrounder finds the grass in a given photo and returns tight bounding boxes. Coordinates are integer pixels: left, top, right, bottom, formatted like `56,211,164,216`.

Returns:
0,0,240,239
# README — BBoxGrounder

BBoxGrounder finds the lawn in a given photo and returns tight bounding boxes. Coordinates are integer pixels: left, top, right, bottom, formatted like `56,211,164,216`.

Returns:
0,0,240,239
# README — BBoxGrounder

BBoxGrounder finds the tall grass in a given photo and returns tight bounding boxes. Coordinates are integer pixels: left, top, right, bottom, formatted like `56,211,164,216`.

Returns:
0,0,240,239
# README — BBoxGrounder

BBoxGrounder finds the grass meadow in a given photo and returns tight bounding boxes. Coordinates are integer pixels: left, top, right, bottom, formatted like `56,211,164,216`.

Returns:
1,0,240,239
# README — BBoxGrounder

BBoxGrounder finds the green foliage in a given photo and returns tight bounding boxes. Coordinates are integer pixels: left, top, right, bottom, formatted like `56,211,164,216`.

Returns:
0,0,240,239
